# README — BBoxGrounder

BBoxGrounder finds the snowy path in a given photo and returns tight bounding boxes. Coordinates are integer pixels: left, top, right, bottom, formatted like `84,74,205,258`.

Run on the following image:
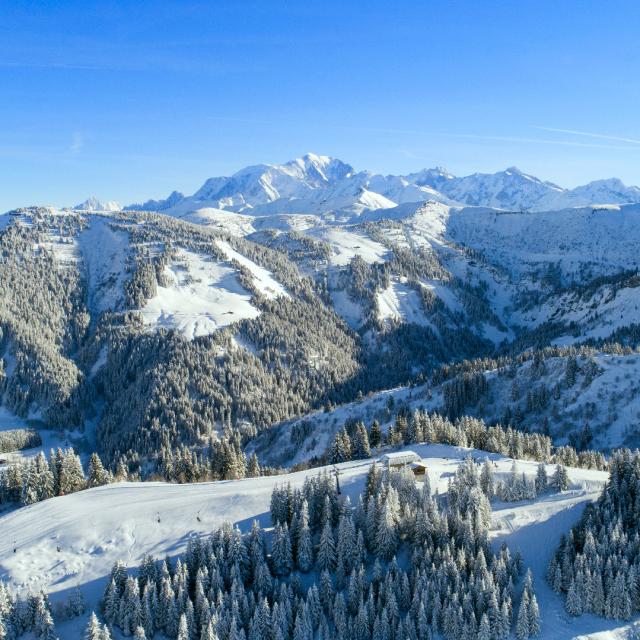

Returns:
492,491,638,639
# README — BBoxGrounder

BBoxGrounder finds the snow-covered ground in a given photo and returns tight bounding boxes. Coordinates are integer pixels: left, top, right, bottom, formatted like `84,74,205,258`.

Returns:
215,240,289,299
0,444,617,639
140,248,260,339
329,288,366,329
307,227,389,266
78,216,130,313
376,280,431,326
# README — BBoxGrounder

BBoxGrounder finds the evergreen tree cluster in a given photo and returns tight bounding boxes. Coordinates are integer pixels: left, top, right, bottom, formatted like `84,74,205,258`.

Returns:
94,465,539,640
0,448,109,506
325,411,606,472
0,429,41,454
156,436,264,483
548,450,640,620
0,211,88,430
479,459,568,504
492,462,538,502
0,582,58,640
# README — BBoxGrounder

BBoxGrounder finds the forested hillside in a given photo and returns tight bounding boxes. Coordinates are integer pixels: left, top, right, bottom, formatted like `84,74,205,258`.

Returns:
2,194,640,477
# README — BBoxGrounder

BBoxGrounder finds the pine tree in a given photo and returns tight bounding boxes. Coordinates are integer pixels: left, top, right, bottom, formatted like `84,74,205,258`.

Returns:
369,421,381,449
296,503,313,572
201,620,219,640
177,613,190,640
551,464,569,492
247,453,261,478
316,520,336,572
478,613,491,640
133,626,147,640
34,595,57,640
58,450,86,495
351,422,371,459
84,612,102,640
480,459,494,498
87,453,110,488
375,502,398,561
272,523,293,576
565,579,582,616
528,593,540,636
534,463,547,494
331,429,352,464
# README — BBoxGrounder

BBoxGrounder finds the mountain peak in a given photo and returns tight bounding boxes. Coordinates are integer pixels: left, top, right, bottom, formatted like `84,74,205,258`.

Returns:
123,156,640,218
75,196,121,212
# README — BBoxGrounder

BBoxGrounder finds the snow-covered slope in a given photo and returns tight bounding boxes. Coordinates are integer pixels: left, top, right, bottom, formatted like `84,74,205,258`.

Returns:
0,444,610,640
447,204,640,279
140,248,261,339
78,216,130,313
443,351,640,451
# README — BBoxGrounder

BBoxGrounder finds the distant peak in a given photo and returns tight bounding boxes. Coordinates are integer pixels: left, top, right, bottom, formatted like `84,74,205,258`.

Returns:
75,196,121,212
301,152,331,165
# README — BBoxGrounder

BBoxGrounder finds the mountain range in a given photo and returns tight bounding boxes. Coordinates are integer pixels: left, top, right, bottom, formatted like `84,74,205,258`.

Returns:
81,153,640,219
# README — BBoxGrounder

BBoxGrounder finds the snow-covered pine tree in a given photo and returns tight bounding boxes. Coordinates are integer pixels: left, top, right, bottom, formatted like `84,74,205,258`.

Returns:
316,520,336,572
58,449,86,495
84,612,102,640
87,453,110,488
351,422,371,459
480,459,494,498
551,464,569,492
534,463,547,494
296,501,313,572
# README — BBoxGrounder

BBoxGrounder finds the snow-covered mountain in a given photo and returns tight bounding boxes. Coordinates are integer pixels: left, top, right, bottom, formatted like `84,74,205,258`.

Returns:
74,196,122,212
428,166,565,211
124,154,640,219
125,190,184,212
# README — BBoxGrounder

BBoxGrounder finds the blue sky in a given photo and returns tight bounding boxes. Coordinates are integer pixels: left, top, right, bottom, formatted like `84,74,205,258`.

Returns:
2,0,640,211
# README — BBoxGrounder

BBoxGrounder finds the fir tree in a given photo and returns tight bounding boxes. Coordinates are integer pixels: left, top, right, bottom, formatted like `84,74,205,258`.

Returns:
534,463,547,494
551,464,569,492
84,612,102,640
369,421,381,449
316,520,336,572
87,453,110,488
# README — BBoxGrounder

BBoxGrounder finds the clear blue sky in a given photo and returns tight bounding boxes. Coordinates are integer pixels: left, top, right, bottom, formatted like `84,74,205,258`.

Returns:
2,0,640,211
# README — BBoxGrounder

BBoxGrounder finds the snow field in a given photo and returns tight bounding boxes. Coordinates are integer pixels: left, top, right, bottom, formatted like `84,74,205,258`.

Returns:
140,248,260,340
215,240,289,299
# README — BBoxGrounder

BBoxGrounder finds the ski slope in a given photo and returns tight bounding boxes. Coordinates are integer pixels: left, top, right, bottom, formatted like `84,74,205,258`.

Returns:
0,443,616,639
